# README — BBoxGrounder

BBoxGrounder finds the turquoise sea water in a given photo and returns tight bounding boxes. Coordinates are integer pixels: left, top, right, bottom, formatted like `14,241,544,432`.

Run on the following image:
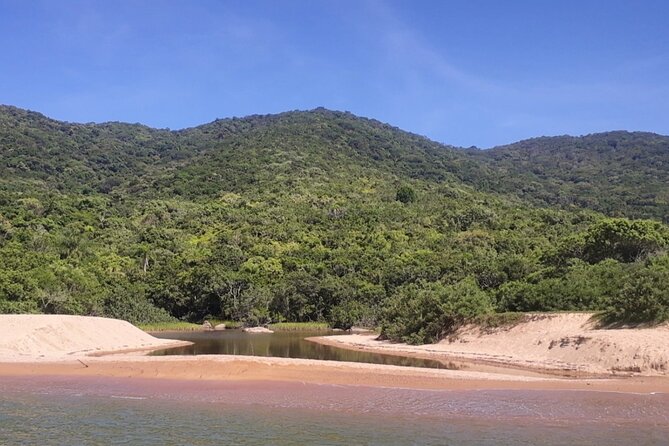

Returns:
1,376,668,445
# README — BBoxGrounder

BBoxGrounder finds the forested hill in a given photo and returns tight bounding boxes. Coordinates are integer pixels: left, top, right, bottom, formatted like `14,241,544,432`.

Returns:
470,132,669,222
0,105,474,197
2,105,667,222
1,105,668,342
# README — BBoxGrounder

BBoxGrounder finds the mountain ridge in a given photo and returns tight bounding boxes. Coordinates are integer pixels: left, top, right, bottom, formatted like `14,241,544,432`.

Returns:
4,103,667,142
3,104,667,221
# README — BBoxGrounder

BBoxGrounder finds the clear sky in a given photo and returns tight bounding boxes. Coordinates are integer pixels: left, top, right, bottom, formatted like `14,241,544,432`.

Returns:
1,0,667,148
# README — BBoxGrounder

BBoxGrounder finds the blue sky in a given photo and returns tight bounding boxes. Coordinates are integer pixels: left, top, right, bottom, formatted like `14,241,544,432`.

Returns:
1,0,667,147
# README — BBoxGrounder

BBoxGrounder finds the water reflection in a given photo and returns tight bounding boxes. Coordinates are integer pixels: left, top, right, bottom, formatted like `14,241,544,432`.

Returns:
151,330,456,370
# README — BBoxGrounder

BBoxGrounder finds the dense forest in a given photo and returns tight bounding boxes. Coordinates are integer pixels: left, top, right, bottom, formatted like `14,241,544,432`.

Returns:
470,132,669,223
1,105,668,343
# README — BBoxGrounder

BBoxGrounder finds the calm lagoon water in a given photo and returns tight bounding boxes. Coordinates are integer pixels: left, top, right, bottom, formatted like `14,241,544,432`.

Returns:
151,329,457,369
1,376,668,445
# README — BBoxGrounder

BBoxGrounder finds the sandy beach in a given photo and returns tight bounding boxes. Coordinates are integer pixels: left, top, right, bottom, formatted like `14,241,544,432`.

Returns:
3,354,669,393
309,313,669,377
1,314,669,393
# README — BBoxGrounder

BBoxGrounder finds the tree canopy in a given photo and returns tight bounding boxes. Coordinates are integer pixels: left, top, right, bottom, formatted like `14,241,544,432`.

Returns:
1,105,668,342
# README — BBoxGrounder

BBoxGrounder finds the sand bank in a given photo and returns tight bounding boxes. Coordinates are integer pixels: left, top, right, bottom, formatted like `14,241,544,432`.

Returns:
1,354,668,393
309,313,669,377
0,314,191,360
1,314,668,393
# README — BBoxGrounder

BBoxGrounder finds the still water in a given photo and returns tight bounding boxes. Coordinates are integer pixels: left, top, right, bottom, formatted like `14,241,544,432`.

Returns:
1,375,668,445
151,329,455,369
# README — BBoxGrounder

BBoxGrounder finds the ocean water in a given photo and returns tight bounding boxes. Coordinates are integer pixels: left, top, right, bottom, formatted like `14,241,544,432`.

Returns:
1,376,667,445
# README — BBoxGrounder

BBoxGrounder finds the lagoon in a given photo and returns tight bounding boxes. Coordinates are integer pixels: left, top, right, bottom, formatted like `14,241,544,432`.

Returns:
151,329,455,369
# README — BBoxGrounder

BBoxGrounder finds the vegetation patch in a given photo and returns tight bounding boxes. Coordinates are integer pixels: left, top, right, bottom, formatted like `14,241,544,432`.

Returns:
138,321,201,332
205,319,243,329
268,322,330,331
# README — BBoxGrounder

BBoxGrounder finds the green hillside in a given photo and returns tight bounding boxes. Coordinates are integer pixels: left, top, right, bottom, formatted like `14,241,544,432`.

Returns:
470,132,669,222
0,106,476,197
1,105,667,342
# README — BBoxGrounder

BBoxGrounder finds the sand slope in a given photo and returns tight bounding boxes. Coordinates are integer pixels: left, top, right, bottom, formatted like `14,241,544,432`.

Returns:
312,313,669,376
0,315,190,360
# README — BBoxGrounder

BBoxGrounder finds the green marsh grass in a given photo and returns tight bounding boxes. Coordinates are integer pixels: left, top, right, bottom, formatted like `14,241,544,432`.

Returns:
138,321,201,332
206,320,243,329
268,322,330,331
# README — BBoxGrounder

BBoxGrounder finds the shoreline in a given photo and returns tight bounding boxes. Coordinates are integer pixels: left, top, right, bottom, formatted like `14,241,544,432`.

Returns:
2,355,669,394
308,314,669,378
2,313,668,395
307,335,599,379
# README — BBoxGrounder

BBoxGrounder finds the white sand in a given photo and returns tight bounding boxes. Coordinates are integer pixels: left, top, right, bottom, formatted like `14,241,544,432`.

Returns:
312,313,669,376
0,314,189,360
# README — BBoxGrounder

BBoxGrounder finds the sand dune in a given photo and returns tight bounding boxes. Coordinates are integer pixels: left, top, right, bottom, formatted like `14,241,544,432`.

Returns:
310,313,669,376
0,315,190,360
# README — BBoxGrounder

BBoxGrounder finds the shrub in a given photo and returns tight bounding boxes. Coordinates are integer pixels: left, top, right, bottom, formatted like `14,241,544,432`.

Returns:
573,218,669,263
103,283,174,325
395,185,416,203
328,300,375,329
603,255,669,323
381,277,492,344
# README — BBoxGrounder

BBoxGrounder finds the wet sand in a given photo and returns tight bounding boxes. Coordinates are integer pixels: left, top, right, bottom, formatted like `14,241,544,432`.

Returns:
2,355,669,393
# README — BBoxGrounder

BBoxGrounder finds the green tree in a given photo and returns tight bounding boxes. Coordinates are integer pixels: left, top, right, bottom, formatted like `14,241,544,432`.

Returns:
328,300,374,330
396,185,416,203
581,219,668,263
604,255,669,323
381,278,492,344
